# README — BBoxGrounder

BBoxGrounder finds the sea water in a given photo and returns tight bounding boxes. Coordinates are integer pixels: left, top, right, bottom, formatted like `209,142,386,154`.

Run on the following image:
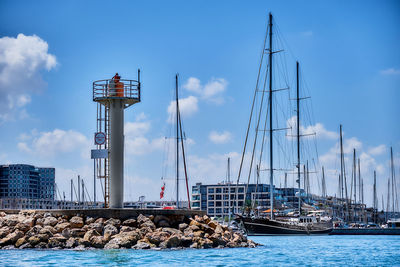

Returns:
0,235,399,266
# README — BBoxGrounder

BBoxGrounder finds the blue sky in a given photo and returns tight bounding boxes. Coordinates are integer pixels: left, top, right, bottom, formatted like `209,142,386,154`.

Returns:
0,0,399,207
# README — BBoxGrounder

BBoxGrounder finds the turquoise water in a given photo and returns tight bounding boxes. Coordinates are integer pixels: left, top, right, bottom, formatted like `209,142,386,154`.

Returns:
1,236,399,266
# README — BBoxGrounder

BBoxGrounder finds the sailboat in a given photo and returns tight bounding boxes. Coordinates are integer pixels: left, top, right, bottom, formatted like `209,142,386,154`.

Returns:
235,13,332,235
160,74,192,210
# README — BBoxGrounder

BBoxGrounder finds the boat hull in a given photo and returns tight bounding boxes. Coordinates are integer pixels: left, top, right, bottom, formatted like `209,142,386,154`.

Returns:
239,217,333,236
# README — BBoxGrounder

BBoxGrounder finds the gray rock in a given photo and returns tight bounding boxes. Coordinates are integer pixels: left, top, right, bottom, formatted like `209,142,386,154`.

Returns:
85,217,95,224
179,223,188,231
88,223,103,233
69,216,84,228
122,219,137,227
104,242,120,249
166,234,181,248
105,218,121,227
65,237,78,248
162,227,181,235
43,216,58,227
19,242,32,249
90,236,106,248
54,222,70,233
103,224,118,240
69,228,86,238
132,241,151,249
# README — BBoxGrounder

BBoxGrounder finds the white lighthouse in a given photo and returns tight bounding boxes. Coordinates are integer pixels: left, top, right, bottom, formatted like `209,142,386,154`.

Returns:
93,71,141,208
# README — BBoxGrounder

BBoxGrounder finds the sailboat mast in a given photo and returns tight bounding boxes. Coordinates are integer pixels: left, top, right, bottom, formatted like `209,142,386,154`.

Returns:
296,61,301,214
175,74,180,209
228,157,231,223
391,147,395,215
268,12,274,220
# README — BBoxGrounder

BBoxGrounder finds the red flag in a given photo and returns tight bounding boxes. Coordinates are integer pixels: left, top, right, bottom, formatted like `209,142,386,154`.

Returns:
160,183,165,199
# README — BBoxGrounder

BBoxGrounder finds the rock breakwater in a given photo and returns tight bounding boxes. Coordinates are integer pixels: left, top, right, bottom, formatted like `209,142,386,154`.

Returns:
0,211,257,250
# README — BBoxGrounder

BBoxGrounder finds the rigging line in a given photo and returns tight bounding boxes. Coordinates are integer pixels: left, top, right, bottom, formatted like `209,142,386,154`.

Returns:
245,59,270,198
236,17,270,185
256,66,272,178
177,102,191,209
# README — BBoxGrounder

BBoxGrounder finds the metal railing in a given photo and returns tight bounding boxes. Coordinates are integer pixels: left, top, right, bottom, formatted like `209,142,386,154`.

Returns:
93,78,140,102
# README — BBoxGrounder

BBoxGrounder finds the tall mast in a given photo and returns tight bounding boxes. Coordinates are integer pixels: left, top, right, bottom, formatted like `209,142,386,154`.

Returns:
339,125,344,200
268,12,274,220
178,99,191,209
373,170,377,223
391,147,395,215
175,74,180,209
228,157,231,223
296,61,301,214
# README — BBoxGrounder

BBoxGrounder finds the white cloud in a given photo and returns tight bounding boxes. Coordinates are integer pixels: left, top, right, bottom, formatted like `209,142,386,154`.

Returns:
287,116,338,140
209,131,232,144
125,121,150,137
167,95,198,123
183,77,228,104
0,34,57,121
203,78,228,99
380,68,400,75
124,120,164,155
368,144,387,156
183,77,201,94
17,129,90,158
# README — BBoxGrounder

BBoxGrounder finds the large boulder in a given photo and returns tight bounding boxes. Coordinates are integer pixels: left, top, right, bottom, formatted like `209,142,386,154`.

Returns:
69,228,86,238
132,240,151,250
90,236,107,248
138,226,153,238
162,227,181,235
165,234,181,248
179,223,188,231
65,237,78,248
88,223,103,233
103,224,118,240
0,230,24,246
141,220,156,230
54,222,71,233
0,227,11,239
4,215,21,227
27,236,41,246
108,231,140,248
122,219,137,227
137,214,150,225
69,216,84,228
83,230,100,242
25,225,43,238
15,218,35,232
43,216,58,227
40,225,56,235
120,226,135,233
145,231,170,246
104,218,121,227
48,236,67,248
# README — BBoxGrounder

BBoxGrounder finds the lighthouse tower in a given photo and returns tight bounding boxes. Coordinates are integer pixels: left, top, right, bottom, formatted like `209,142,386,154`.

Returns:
93,71,141,208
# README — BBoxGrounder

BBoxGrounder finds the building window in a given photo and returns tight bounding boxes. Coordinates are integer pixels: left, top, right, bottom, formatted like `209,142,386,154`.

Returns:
208,208,214,214
208,188,214,194
216,195,222,200
216,208,222,214
208,201,214,207
216,201,222,207
238,187,244,193
216,188,222,193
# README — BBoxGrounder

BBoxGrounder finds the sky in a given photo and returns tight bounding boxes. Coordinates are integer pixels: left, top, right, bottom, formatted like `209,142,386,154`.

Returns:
0,0,399,208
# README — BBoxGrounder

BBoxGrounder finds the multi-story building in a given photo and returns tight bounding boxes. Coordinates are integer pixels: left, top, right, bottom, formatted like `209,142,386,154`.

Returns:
0,164,55,209
191,182,275,217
